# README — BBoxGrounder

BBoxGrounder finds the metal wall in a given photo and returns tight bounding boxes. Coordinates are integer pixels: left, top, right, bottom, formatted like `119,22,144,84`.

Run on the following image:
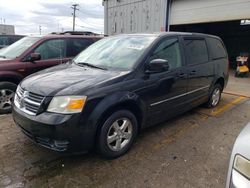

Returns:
170,0,250,25
103,0,168,35
0,24,15,35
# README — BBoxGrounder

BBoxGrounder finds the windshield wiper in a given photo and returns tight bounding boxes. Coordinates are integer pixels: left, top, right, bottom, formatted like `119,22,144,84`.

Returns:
77,62,107,70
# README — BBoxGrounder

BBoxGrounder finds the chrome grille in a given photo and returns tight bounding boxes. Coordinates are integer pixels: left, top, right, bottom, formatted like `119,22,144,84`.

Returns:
14,86,44,115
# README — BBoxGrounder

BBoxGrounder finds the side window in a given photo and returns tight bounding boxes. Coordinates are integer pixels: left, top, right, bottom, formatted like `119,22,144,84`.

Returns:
66,38,94,57
0,36,8,46
149,38,182,70
184,39,209,65
207,37,227,59
34,39,66,60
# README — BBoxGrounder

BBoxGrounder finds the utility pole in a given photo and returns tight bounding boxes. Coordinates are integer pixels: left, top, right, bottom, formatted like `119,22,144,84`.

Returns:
71,4,79,31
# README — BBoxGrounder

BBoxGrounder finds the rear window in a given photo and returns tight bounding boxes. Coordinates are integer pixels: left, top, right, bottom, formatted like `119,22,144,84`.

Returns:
207,37,227,59
184,39,209,65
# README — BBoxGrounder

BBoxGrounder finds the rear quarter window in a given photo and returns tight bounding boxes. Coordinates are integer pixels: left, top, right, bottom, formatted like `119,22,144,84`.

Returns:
207,37,227,59
67,38,94,57
184,39,209,65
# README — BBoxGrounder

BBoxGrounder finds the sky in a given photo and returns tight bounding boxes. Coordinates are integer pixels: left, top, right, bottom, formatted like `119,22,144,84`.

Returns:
0,0,104,35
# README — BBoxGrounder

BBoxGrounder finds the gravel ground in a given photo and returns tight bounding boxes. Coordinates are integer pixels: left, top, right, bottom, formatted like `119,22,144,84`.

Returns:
0,73,249,188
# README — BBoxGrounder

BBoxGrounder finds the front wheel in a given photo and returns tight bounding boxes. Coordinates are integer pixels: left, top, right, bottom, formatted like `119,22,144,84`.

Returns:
0,82,17,114
97,110,138,159
205,84,222,108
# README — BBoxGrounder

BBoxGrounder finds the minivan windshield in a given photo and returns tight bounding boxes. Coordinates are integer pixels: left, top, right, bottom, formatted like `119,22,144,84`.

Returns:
0,37,40,59
74,35,156,71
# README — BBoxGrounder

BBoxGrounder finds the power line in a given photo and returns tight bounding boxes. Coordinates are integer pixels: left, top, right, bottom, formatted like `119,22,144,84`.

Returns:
71,4,79,31
78,9,103,18
76,24,96,30
77,17,103,29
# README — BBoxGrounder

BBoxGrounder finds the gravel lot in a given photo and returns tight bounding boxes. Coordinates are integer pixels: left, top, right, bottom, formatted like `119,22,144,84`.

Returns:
0,72,249,188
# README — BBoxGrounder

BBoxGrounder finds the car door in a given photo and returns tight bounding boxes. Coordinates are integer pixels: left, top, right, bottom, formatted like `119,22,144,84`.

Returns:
140,37,189,125
183,37,214,104
25,39,69,75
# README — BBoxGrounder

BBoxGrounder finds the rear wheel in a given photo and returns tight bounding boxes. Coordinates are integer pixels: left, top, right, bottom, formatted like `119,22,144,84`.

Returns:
0,82,17,114
97,110,138,159
205,84,222,108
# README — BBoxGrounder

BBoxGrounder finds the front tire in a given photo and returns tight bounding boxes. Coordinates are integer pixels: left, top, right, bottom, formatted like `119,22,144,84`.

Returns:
97,110,138,159
206,84,222,108
0,82,17,114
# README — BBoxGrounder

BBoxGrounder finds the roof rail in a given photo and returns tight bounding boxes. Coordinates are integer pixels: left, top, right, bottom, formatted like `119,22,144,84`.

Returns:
50,31,100,36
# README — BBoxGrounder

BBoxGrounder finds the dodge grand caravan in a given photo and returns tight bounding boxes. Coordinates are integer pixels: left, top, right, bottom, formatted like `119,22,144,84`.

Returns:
0,32,101,114
12,32,229,158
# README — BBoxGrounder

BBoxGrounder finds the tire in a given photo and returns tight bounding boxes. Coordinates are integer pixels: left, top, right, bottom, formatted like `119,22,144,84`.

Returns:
97,110,138,159
0,82,17,114
205,84,222,108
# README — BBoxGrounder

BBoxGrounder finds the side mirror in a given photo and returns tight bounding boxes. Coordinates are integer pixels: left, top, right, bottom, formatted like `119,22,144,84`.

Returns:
146,59,169,74
30,53,41,62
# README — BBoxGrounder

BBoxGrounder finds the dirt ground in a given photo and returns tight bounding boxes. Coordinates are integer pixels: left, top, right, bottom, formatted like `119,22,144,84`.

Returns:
0,71,250,188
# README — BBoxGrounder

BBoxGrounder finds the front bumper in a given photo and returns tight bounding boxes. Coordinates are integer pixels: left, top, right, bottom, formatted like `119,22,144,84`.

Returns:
12,105,96,153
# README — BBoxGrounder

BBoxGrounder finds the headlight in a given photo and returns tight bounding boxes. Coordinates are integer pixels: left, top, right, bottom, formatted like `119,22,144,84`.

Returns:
47,96,87,114
234,154,250,179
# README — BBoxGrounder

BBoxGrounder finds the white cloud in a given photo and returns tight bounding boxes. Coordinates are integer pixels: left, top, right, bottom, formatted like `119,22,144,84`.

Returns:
0,0,104,35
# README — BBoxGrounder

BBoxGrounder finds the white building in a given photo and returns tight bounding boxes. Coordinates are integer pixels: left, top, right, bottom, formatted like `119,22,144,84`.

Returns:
103,0,250,61
103,0,170,35
0,24,15,35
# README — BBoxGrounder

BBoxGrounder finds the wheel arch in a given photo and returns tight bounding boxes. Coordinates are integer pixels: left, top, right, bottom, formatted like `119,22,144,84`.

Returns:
86,92,146,145
215,77,225,90
0,72,23,85
97,100,144,131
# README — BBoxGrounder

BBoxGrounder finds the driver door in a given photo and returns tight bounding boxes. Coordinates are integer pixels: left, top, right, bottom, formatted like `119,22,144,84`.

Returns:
141,37,189,125
25,39,68,75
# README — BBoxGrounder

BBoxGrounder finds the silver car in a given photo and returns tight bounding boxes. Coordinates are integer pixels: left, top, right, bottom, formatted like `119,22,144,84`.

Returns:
226,122,250,188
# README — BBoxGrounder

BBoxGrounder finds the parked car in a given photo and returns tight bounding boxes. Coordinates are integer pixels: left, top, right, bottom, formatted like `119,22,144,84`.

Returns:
226,122,250,188
12,32,229,158
0,32,101,114
0,34,24,49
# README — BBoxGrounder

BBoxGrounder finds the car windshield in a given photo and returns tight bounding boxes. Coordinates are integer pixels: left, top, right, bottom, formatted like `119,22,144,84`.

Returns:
74,35,157,71
0,37,40,59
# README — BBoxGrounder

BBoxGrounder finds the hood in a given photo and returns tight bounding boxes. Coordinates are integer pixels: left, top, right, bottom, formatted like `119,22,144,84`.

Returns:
226,122,250,187
231,122,250,158
0,58,12,62
21,63,128,96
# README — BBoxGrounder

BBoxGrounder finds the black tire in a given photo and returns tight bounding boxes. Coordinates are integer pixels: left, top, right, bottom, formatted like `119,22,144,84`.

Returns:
205,84,222,108
97,110,138,159
0,82,17,114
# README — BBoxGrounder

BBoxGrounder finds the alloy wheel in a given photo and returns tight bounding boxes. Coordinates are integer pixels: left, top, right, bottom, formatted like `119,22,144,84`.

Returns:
0,89,14,111
211,88,221,107
107,118,133,151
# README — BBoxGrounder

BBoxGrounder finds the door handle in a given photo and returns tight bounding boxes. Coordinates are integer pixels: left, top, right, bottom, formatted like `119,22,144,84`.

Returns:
190,70,197,75
178,73,186,78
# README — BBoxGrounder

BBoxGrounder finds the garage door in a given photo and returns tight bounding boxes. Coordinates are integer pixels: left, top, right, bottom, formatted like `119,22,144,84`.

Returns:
170,0,250,25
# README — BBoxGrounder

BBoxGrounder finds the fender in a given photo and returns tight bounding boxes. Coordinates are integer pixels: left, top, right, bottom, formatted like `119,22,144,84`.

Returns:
85,91,147,132
0,71,24,83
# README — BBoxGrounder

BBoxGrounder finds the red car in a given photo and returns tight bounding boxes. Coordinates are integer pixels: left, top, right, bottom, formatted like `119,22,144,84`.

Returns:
0,32,101,114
